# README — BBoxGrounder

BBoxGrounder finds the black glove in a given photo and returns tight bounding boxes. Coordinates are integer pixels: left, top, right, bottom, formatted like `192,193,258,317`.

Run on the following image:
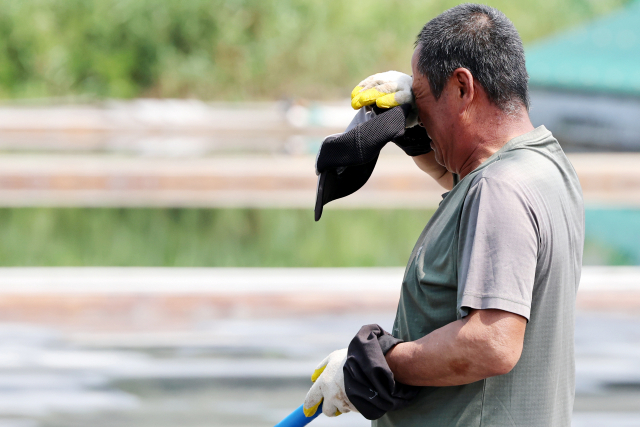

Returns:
392,120,433,156
343,324,420,420
314,105,431,221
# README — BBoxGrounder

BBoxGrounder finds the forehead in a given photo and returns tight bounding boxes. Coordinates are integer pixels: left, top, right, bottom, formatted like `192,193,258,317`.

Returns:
411,48,430,94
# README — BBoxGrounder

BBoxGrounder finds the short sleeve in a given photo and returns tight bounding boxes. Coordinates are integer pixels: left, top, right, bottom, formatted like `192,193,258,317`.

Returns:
457,176,539,321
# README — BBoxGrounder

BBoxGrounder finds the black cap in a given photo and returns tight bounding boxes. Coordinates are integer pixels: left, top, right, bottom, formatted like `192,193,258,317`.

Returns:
314,155,379,221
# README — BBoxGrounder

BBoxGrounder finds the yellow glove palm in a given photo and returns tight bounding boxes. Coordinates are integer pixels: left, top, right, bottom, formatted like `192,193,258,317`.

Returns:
351,71,414,110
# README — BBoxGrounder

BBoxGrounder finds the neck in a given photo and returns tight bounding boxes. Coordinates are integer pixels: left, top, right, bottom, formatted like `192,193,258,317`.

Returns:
456,105,534,179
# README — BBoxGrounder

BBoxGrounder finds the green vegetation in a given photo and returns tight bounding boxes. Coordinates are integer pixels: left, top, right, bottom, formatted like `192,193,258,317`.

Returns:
0,207,636,266
0,0,630,100
1,208,433,266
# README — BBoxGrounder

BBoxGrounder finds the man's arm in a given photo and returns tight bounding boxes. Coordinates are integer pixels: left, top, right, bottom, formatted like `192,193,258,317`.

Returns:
412,151,454,190
385,309,526,386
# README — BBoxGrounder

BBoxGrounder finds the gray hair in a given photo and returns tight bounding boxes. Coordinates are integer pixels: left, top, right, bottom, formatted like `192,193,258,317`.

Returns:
415,3,529,113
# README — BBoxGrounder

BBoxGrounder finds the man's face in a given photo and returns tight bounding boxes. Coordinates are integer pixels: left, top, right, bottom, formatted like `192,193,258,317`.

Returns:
411,47,456,170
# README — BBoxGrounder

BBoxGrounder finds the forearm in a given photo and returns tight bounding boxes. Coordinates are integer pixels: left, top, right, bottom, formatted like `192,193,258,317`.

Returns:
385,309,525,387
412,152,453,190
385,318,490,386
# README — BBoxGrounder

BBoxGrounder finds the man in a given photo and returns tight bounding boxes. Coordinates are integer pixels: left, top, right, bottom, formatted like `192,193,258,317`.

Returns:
305,4,584,426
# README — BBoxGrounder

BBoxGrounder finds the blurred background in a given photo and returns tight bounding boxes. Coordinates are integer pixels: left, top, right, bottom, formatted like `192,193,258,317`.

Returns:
0,0,639,426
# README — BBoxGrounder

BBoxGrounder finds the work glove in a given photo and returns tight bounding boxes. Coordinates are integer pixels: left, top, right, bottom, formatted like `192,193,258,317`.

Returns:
303,348,358,418
351,71,419,128
351,71,414,110
344,324,420,420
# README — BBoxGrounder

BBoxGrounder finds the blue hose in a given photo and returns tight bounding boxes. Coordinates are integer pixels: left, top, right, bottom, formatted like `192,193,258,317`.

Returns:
275,403,323,427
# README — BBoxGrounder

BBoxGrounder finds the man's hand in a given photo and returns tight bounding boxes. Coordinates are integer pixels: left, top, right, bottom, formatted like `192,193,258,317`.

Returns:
351,71,413,110
303,348,357,417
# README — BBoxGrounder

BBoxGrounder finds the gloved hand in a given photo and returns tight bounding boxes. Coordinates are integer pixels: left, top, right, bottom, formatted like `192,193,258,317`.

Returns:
344,325,419,420
303,348,358,417
351,71,414,110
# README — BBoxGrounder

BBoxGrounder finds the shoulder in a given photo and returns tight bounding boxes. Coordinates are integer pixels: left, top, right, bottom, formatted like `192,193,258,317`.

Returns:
462,153,544,228
467,154,539,203
464,171,535,217
470,143,577,201
479,149,550,183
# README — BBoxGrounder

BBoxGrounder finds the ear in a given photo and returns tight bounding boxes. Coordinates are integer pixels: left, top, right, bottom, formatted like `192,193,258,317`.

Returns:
451,68,474,111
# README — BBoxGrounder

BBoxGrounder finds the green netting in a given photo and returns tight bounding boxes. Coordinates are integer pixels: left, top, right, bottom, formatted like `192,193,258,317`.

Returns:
526,1,640,96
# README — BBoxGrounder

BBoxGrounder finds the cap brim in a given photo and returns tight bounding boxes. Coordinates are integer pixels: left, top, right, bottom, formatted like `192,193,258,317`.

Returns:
314,155,379,221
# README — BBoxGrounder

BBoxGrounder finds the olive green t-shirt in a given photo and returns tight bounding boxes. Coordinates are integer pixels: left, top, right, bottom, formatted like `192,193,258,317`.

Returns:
375,126,584,427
